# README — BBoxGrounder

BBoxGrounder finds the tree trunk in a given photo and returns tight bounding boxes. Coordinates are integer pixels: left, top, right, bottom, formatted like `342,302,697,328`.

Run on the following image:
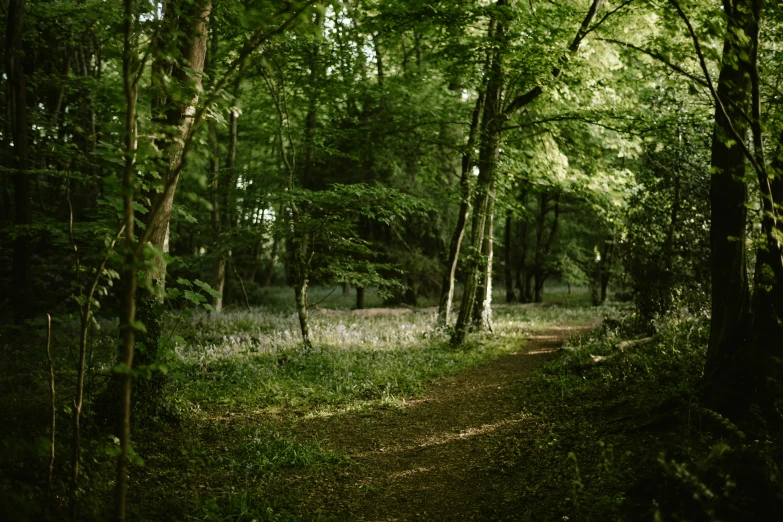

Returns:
701,0,754,417
146,0,211,280
115,1,138,518
532,193,549,303
6,0,33,322
294,277,311,346
473,182,496,331
599,238,614,304
356,287,365,309
208,117,225,313
516,207,530,302
437,21,494,326
747,0,783,410
504,209,515,303
452,17,505,343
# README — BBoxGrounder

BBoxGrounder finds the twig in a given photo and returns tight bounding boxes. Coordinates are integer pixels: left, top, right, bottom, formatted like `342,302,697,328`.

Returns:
582,0,636,39
229,256,252,312
46,314,55,498
308,287,336,309
67,169,125,513
596,37,709,88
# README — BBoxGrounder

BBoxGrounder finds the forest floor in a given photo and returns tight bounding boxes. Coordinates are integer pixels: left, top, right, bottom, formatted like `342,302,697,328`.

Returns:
8,288,745,521
125,294,634,521
272,324,589,520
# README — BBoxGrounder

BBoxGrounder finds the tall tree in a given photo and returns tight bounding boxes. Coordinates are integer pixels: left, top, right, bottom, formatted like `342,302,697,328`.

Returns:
6,0,32,322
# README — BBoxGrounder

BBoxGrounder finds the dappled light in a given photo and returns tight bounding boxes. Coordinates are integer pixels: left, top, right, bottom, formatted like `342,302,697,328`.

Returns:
2,0,783,519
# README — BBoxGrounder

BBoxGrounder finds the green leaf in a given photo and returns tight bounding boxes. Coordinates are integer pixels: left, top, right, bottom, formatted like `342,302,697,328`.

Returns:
194,279,222,299
183,290,206,304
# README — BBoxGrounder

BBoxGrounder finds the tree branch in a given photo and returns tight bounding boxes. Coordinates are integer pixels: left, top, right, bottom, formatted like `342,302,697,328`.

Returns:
137,0,316,250
668,0,765,179
597,37,708,87
503,0,605,117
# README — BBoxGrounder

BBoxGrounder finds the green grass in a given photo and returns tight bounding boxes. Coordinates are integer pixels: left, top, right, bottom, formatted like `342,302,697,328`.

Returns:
169,286,613,416
0,284,613,521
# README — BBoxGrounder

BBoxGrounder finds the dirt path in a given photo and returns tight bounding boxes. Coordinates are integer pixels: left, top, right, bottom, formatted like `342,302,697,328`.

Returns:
275,325,589,521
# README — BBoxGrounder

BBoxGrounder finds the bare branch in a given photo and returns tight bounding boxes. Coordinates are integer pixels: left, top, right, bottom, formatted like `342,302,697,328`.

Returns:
597,37,708,87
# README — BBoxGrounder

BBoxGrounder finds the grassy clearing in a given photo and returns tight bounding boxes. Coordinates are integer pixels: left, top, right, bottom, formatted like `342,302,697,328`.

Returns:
126,287,612,520
170,286,604,417
0,284,614,521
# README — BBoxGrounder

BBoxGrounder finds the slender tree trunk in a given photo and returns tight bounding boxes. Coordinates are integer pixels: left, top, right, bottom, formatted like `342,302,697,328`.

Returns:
373,33,384,86
437,24,494,326
146,0,211,280
473,184,496,330
294,276,311,345
6,0,32,322
662,174,681,310
45,314,54,497
533,194,549,303
289,11,323,344
504,209,515,303
452,15,505,343
701,0,754,417
599,238,614,304
356,287,365,309
208,118,226,312
516,210,530,302
437,87,487,325
115,1,138,518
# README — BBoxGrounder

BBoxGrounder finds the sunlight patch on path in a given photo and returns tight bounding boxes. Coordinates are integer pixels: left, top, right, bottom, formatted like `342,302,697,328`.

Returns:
388,466,433,479
349,412,533,459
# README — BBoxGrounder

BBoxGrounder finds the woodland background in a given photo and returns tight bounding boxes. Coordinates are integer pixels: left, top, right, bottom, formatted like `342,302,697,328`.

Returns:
1,0,782,520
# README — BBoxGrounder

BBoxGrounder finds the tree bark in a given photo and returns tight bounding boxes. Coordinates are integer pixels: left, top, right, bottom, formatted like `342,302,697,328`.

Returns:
452,14,505,343
208,117,226,312
504,209,515,303
701,0,754,417
356,287,365,309
745,0,783,409
294,276,311,345
473,183,496,331
115,1,138,518
289,11,323,344
437,86,487,325
146,0,211,280
437,23,494,326
6,0,32,322
516,200,530,302
533,193,549,303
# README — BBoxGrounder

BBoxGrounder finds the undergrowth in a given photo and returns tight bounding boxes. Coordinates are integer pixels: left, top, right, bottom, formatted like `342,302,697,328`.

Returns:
519,313,783,522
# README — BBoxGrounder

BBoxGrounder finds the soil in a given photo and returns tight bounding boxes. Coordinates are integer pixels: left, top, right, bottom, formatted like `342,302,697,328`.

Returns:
270,325,592,521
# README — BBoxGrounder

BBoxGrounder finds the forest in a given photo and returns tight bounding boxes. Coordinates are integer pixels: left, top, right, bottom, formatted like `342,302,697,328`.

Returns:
1,0,782,519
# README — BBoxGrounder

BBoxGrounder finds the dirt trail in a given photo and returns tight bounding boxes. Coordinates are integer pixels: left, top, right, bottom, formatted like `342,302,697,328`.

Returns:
278,325,590,521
